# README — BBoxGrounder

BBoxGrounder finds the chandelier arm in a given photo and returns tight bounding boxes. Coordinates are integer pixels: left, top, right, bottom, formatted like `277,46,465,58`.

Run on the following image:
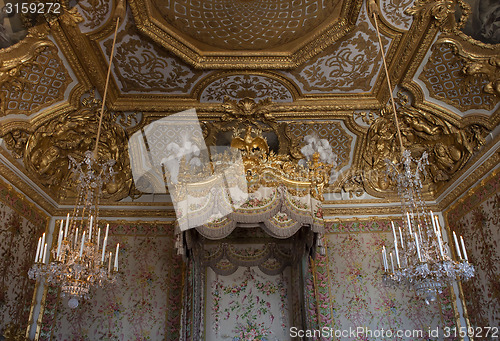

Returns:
369,1,404,157
93,16,121,160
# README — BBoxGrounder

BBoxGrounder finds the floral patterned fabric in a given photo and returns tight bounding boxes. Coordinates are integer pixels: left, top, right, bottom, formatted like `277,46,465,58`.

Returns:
206,266,290,341
446,170,500,331
0,180,48,336
324,228,457,340
40,222,183,341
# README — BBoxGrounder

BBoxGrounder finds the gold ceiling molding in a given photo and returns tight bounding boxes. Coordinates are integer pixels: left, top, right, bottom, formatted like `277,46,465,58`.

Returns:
23,93,133,202
0,26,72,116
0,153,55,215
128,0,363,69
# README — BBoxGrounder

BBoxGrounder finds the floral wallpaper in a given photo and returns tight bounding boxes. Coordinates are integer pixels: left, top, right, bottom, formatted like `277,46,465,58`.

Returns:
39,222,183,341
324,220,457,340
0,179,48,336
205,266,290,341
446,170,500,331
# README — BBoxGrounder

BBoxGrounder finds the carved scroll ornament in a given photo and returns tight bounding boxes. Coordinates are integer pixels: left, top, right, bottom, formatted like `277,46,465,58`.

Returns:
24,98,132,201
362,104,488,194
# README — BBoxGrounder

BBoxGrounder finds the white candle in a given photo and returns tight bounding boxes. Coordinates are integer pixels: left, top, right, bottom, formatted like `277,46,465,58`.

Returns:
79,231,85,257
35,237,41,262
414,233,422,262
382,249,387,272
453,231,462,260
434,216,441,232
43,243,48,264
40,233,45,262
460,235,468,261
391,222,397,241
89,216,93,242
97,228,101,251
56,228,63,260
437,232,444,258
398,226,404,249
64,213,69,238
105,223,109,240
114,243,119,271
74,228,78,247
101,237,107,264
394,239,400,268
382,246,388,272
430,211,437,235
390,252,394,273
406,212,413,235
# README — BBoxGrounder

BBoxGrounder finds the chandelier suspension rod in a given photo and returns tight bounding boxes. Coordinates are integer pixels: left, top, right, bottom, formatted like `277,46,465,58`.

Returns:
369,0,405,156
93,12,122,159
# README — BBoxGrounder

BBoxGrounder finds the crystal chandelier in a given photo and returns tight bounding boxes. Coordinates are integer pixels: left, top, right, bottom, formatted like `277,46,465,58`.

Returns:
28,1,125,308
28,151,119,308
382,150,474,303
367,0,474,302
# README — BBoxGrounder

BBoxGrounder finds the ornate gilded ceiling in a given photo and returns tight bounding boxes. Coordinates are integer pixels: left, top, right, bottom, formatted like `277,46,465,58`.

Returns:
0,0,498,216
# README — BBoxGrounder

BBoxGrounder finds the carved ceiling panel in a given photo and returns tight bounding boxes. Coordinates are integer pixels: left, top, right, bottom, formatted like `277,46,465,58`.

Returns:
103,21,207,94
0,46,72,116
76,0,112,33
283,6,389,93
153,0,341,50
418,42,498,112
198,73,295,103
380,0,415,30
128,0,363,68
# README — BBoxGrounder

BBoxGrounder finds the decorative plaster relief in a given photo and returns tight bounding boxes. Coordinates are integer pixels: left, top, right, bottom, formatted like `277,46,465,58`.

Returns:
199,74,293,103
